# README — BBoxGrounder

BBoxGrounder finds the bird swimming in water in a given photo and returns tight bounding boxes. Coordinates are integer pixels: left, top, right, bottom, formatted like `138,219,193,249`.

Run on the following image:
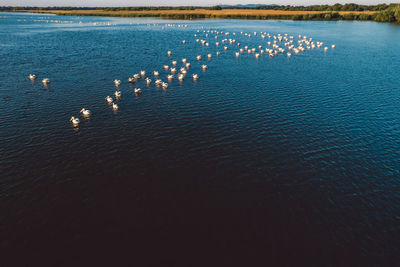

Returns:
42,78,50,85
105,96,113,103
70,116,80,126
80,108,91,116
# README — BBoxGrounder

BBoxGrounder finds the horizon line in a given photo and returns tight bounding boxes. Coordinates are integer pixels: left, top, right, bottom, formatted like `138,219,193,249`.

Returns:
1,3,398,8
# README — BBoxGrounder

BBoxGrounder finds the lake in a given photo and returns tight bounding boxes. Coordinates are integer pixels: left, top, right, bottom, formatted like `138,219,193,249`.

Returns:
1,12,400,265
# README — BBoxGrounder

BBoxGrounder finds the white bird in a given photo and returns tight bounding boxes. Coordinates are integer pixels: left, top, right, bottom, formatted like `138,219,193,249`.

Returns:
235,52,240,57
70,116,80,126
192,74,199,80
155,79,162,85
153,70,159,76
163,65,169,70
182,58,187,63
170,68,176,73
331,44,336,48
162,82,168,89
114,79,121,86
172,60,177,66
207,54,212,58
128,77,135,83
167,51,172,56
80,108,91,116
185,62,191,68
216,52,220,56
134,88,142,94
178,74,184,81
133,74,140,79
114,91,121,97
167,75,174,80
145,78,152,85
202,65,208,70
140,70,146,77
112,103,118,110
29,74,36,80
105,96,113,103
42,78,50,85
197,55,202,60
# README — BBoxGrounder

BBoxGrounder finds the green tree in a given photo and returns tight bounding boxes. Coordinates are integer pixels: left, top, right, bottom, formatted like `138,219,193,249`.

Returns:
342,13,355,20
209,5,222,10
324,13,332,20
332,3,342,11
394,5,400,22
374,10,395,22
359,13,371,20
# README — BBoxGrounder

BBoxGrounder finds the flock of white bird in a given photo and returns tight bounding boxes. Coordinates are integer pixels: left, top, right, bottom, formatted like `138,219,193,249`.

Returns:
28,25,335,128
193,27,335,59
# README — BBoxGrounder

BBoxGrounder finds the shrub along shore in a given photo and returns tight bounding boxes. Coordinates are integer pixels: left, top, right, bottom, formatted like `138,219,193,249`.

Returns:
1,4,399,23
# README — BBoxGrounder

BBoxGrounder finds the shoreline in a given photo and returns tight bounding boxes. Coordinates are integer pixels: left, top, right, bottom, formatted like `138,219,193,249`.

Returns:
3,9,379,22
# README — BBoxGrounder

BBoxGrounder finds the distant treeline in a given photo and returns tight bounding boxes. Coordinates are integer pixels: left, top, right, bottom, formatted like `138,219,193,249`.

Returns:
0,6,101,11
225,3,393,11
1,4,399,23
0,4,394,12
95,4,397,12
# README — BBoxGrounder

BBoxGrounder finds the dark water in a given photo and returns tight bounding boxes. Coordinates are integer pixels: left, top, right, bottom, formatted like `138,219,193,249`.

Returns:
1,12,400,265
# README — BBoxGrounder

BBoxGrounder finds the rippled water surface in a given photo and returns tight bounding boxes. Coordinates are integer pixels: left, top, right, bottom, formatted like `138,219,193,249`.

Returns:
1,12,400,265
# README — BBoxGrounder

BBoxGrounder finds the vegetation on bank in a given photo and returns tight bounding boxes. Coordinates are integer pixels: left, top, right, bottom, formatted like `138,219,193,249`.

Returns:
1,4,399,23
373,4,400,22
0,3,393,12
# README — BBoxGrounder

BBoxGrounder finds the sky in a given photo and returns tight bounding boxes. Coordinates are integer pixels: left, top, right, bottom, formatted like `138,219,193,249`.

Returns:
1,0,397,7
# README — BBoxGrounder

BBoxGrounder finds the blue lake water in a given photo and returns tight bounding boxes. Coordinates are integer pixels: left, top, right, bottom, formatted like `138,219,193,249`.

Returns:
1,12,400,265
